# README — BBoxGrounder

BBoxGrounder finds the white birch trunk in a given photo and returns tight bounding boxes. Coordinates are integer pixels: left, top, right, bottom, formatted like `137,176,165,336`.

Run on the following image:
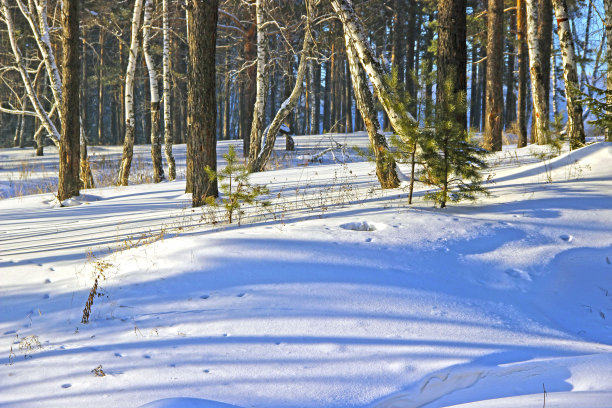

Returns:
551,45,558,118
143,0,164,182
344,33,400,189
14,0,62,114
526,0,549,144
248,24,312,172
118,0,145,186
248,0,268,163
1,0,60,147
604,0,612,141
162,0,176,180
552,0,585,149
329,0,416,141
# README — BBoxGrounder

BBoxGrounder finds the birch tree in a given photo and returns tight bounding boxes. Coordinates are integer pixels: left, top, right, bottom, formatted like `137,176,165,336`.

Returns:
344,34,400,188
604,0,612,141
248,9,312,173
516,0,528,147
248,0,267,163
118,0,145,186
551,0,585,149
526,0,549,144
143,0,164,182
163,0,176,180
1,0,60,147
329,0,417,139
57,0,81,201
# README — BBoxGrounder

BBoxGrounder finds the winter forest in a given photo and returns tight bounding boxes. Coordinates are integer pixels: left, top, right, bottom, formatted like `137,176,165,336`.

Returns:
2,0,612,407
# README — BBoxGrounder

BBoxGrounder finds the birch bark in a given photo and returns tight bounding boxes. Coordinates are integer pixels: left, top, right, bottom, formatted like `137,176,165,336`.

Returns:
163,0,176,180
248,0,267,163
143,0,165,182
604,0,612,141
248,23,312,173
1,0,60,147
329,0,417,140
551,0,585,149
344,34,400,188
526,0,549,144
517,0,528,147
119,0,145,186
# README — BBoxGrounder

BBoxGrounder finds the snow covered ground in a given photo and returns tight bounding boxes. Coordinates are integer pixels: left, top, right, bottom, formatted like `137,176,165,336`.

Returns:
1,133,612,407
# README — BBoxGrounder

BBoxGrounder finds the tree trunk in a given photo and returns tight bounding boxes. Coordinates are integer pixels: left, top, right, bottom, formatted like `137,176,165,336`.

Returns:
437,0,468,129
163,0,176,180
118,0,144,186
248,0,266,162
57,0,80,201
517,0,528,147
97,29,104,145
344,33,400,189
504,14,517,127
143,0,165,182
1,0,60,147
483,0,503,151
329,0,417,140
187,0,219,207
249,25,312,172
552,0,585,149
526,0,549,144
604,0,612,141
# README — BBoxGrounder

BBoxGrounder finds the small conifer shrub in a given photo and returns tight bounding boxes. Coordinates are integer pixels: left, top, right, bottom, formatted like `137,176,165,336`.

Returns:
205,146,270,224
419,80,489,208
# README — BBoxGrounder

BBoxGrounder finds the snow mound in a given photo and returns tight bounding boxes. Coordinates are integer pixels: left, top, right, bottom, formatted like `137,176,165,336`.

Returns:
47,194,101,207
139,398,243,408
340,221,378,231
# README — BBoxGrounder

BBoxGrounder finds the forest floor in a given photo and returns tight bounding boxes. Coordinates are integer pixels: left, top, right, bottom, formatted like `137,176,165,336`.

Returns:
1,133,612,407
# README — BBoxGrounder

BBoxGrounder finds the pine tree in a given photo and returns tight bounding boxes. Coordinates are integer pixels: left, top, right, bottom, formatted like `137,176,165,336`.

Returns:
205,146,269,224
420,80,488,208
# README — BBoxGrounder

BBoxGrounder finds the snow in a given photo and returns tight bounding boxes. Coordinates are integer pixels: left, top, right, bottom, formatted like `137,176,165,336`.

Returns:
1,135,612,407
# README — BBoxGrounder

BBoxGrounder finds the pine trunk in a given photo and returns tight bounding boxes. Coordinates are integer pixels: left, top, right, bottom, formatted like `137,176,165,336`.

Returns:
437,0,468,129
57,0,81,201
187,0,219,207
483,0,503,151
552,0,585,149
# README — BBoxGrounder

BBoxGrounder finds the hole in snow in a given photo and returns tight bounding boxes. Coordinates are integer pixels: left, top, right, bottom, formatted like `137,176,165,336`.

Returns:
340,221,377,231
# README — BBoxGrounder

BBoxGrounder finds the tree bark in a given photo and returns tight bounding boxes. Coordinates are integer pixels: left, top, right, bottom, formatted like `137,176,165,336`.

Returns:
437,0,467,129
97,29,104,145
504,14,517,127
118,0,144,185
604,0,612,141
57,0,80,201
248,0,267,162
517,0,528,147
163,0,176,180
329,0,417,140
344,34,400,188
249,22,312,172
143,0,165,182
483,0,503,151
187,0,219,207
552,0,585,149
526,0,549,144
